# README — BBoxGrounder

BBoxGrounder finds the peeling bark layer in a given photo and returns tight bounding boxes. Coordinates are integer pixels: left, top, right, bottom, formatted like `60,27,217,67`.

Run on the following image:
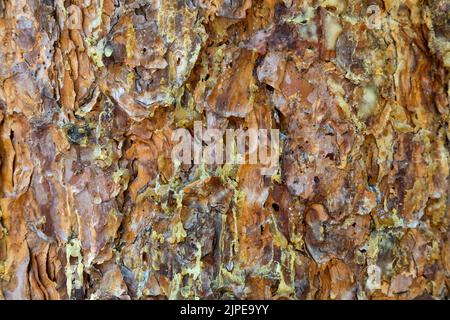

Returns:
0,0,449,300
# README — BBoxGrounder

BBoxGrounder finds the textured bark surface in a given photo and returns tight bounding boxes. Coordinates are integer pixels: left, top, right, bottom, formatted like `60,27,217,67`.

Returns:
0,0,449,300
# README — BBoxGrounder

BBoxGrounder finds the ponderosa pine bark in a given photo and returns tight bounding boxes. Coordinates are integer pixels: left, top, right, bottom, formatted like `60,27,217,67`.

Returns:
0,0,449,300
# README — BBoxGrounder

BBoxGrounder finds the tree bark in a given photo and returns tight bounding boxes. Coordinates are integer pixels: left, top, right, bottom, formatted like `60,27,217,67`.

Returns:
0,0,449,300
